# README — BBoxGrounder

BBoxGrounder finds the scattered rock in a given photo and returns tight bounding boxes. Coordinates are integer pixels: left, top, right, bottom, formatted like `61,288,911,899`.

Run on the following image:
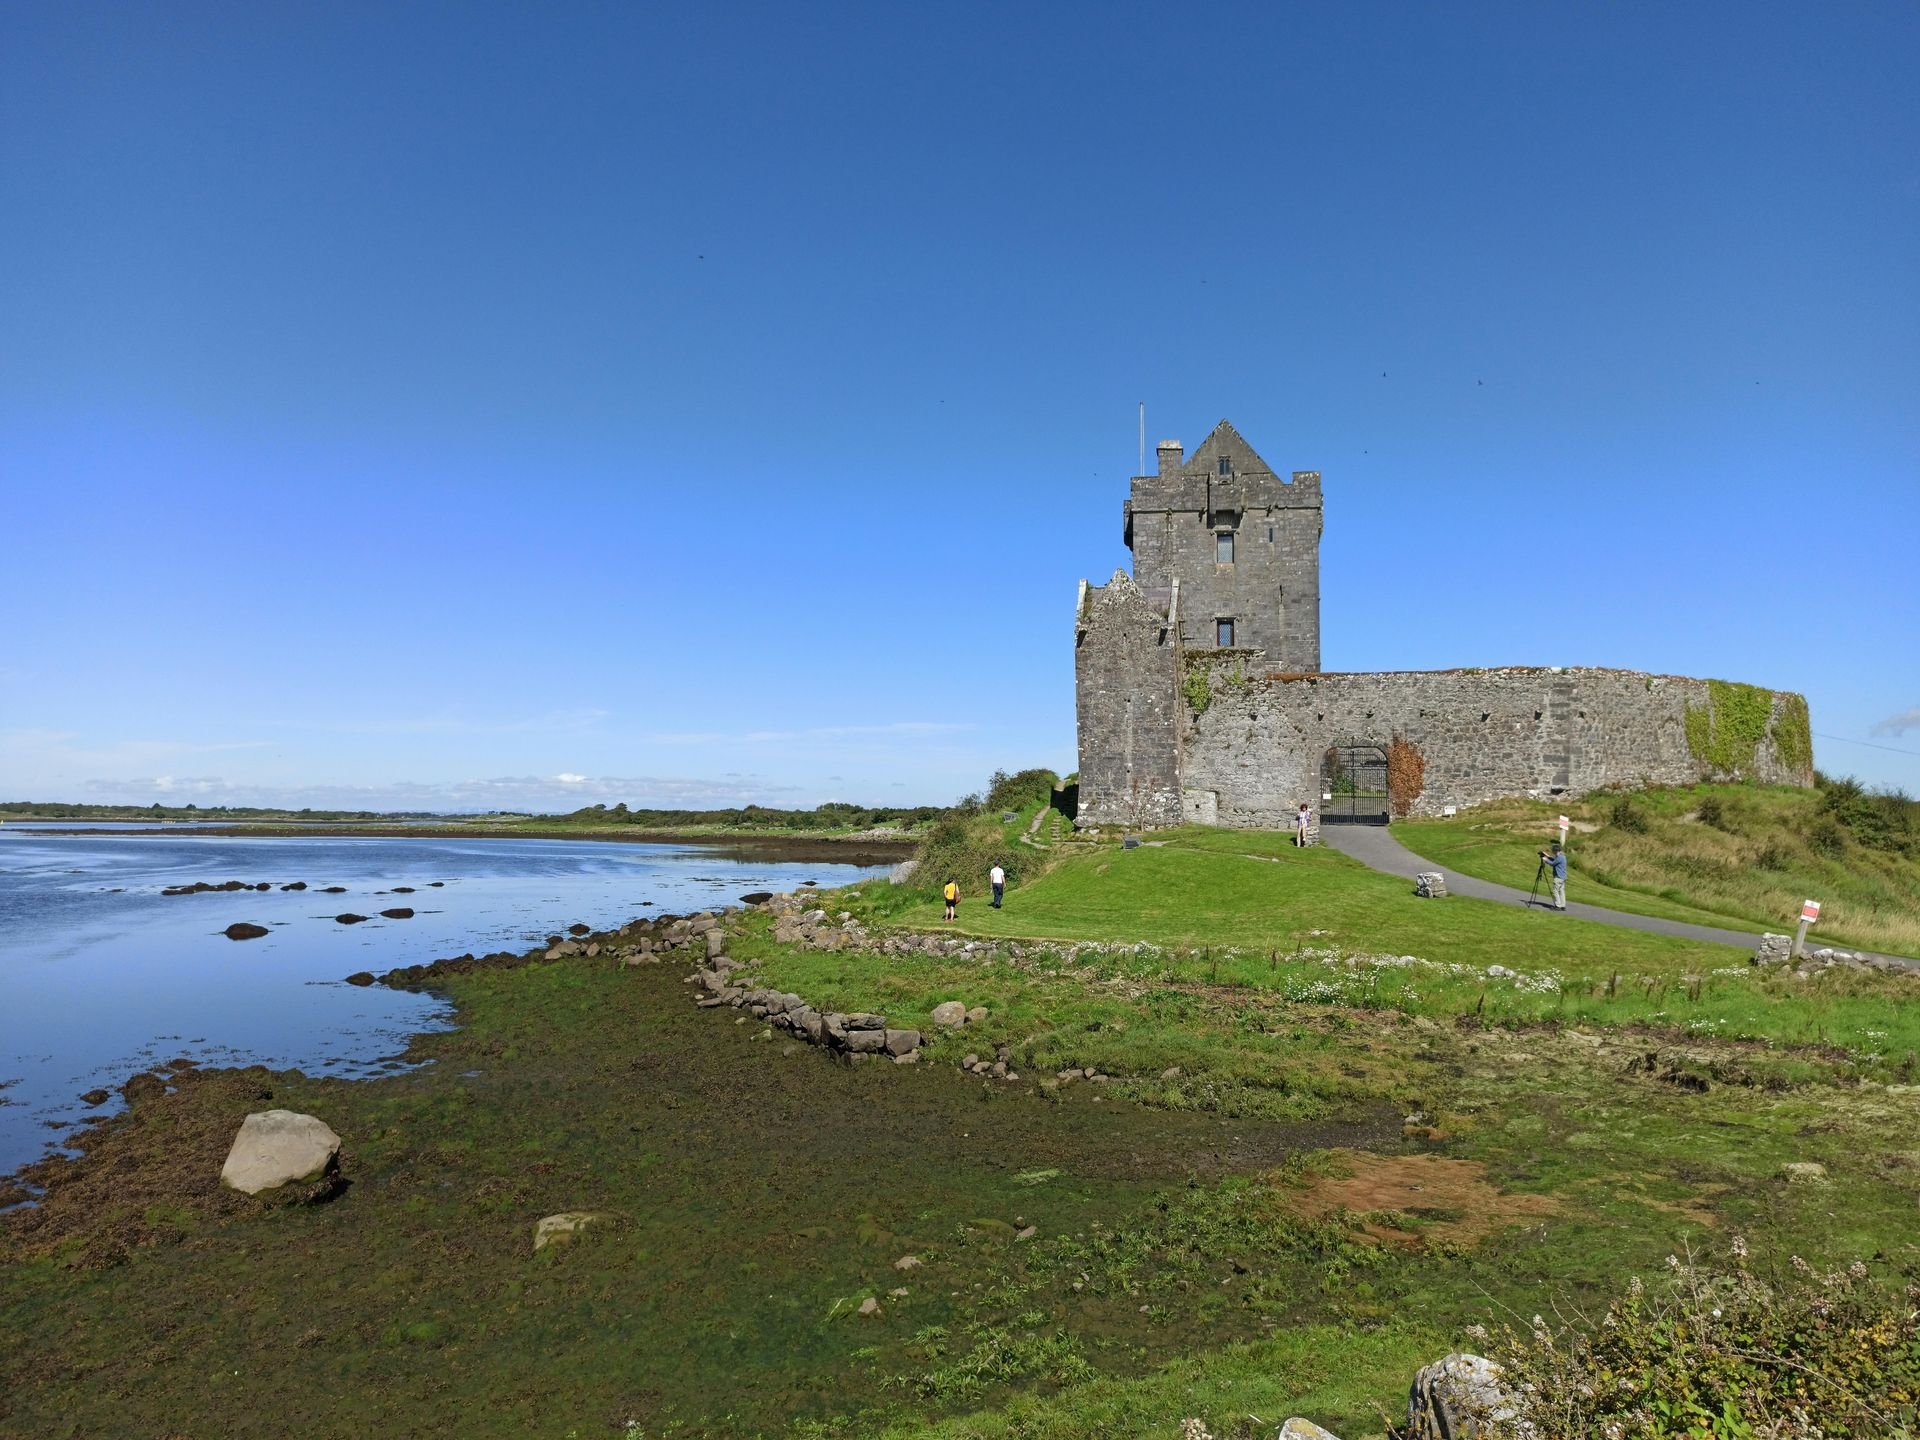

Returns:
319,886,347,894
219,1110,342,1195
856,1296,881,1317
567,923,592,936
1015,1224,1038,1241
1782,1162,1829,1184
1279,1422,1342,1440
931,1001,968,1028
532,1211,607,1251
79,1088,111,1106
1406,1352,1514,1439
391,886,415,894
379,908,415,920
345,971,376,987
893,1255,922,1271
966,1005,988,1024
334,913,369,925
889,1286,909,1298
280,881,307,891
223,922,270,941
739,891,774,906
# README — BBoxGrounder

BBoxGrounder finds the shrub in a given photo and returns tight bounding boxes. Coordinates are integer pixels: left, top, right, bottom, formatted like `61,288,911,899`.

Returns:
1696,794,1725,829
1809,817,1850,859
1608,796,1650,834
1818,775,1917,855
983,768,1057,814
1483,1243,1920,1438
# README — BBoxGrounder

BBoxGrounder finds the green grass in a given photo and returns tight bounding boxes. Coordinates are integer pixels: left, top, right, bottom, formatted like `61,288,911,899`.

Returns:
1392,783,1920,959
891,826,1742,979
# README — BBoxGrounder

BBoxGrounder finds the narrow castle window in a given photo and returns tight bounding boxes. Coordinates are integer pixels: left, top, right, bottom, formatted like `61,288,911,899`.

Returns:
1267,526,1274,543
1216,618,1235,647
1218,454,1232,476
1216,531,1234,564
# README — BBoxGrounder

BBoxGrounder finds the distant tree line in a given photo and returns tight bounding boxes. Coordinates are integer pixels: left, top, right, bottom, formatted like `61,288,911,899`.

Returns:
0,801,442,821
548,801,946,832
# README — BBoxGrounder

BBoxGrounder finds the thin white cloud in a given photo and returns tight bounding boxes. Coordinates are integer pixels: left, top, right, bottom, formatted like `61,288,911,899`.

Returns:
1870,707,1920,738
326,708,611,737
648,721,975,746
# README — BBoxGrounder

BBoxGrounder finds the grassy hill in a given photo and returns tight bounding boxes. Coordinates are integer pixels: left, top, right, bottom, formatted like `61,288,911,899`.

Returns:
1393,779,1920,958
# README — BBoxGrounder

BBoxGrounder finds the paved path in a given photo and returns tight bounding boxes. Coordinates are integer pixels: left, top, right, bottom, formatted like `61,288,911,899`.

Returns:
1319,823,1917,969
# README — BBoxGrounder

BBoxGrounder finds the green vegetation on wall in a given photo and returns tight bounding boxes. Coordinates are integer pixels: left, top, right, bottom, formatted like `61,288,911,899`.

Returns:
1684,679,1776,777
1182,667,1213,716
1773,693,1813,775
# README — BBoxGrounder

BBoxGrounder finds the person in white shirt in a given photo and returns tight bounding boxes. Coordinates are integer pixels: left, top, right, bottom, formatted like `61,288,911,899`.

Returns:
1294,803,1312,847
989,863,1006,909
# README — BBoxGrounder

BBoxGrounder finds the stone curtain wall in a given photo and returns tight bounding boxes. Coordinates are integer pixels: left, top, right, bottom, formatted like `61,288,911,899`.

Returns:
1073,571,1183,828
1177,663,1814,827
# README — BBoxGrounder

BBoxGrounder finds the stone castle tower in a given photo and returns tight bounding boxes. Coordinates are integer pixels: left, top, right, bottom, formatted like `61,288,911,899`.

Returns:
1075,420,1323,827
1125,420,1322,665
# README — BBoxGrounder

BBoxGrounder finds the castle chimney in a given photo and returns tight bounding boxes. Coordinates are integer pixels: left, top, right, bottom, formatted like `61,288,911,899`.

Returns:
1156,439,1184,479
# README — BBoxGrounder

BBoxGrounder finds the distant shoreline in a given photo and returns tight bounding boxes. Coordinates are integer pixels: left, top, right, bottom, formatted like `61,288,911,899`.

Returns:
11,823,914,866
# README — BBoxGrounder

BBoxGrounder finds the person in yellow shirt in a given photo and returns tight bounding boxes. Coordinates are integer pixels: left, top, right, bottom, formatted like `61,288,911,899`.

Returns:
942,878,959,921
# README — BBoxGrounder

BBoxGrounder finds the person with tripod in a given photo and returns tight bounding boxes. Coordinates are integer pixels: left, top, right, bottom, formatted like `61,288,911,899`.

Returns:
1536,841,1568,911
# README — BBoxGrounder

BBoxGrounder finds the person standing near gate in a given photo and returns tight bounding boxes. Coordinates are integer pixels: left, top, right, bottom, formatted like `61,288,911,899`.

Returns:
989,863,1005,908
1294,802,1311,847
1538,841,1568,911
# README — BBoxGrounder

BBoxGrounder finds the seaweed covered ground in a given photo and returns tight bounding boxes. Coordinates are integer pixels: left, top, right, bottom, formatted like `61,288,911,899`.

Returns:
5,832,1919,1438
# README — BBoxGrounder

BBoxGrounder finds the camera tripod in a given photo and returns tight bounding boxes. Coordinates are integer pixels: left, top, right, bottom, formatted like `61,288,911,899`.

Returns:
1527,855,1548,909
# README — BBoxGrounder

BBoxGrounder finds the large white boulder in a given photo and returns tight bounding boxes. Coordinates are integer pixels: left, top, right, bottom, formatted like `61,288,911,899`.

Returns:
219,1110,341,1195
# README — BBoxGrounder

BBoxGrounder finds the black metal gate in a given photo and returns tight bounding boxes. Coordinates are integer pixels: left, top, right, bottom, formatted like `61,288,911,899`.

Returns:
1321,743,1390,826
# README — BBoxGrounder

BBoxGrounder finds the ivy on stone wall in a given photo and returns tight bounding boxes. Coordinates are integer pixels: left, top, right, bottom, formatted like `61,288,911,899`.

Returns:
1386,736,1426,818
1773,693,1812,775
1684,680,1774,777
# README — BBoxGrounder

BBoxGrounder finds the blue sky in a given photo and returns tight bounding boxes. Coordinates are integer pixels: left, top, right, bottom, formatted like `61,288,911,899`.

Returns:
2,1,1915,810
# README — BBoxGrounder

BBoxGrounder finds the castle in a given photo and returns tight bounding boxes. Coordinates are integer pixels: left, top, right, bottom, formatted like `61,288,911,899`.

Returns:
1074,420,1814,829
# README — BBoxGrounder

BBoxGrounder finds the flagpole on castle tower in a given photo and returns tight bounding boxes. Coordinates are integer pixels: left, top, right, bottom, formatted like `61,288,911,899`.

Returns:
1138,402,1145,477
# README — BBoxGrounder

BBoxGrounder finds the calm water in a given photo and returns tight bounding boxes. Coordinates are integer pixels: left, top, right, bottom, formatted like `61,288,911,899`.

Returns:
0,830,885,1176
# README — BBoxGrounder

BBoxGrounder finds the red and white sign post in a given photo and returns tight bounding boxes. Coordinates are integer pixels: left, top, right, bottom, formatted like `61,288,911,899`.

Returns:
1792,899,1821,959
